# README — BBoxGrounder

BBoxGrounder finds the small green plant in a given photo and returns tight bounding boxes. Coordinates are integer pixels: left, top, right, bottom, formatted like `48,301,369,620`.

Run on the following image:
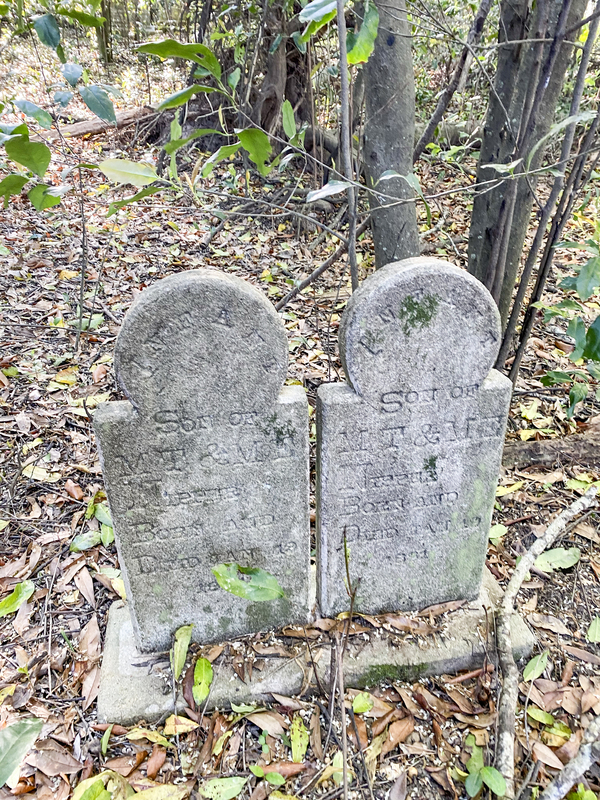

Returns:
567,784,598,800
534,223,600,417
462,734,507,798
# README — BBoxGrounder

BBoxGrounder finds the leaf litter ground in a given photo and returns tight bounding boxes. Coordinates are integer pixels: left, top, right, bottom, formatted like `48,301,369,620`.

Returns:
2,43,600,800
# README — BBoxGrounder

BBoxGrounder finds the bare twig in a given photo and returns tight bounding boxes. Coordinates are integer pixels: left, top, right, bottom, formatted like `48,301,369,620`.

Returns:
495,487,598,799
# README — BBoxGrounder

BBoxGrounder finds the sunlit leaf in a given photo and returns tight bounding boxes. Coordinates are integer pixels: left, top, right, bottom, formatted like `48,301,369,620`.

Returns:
299,0,336,23
352,692,374,714
171,624,193,680
266,773,286,786
5,136,51,177
137,39,221,79
201,143,241,176
0,580,35,618
212,563,285,601
163,715,199,735
0,174,29,207
527,707,555,725
127,728,173,748
290,714,309,762
57,8,105,27
0,718,43,788
99,158,157,187
587,617,600,643
157,85,216,111
198,776,247,800
347,4,379,64
523,651,548,682
307,180,351,202
480,766,506,796
535,547,580,573
237,128,272,176
70,530,102,552
282,100,296,139
192,656,213,705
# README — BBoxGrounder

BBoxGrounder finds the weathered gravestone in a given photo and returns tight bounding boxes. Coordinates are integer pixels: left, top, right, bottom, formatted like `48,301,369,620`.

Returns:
317,257,511,617
94,270,310,651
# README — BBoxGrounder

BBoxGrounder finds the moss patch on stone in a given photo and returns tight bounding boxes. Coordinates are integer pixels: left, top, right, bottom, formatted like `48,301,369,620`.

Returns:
357,662,428,687
397,294,439,336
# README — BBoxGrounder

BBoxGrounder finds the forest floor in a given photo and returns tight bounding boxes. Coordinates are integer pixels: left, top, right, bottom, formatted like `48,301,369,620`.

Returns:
1,37,600,800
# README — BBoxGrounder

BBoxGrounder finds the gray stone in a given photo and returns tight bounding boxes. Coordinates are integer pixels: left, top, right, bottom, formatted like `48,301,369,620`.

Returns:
97,571,535,724
94,270,310,652
317,257,511,617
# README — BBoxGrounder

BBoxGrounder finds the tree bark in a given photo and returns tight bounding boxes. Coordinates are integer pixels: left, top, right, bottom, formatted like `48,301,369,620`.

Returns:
467,0,586,325
363,0,420,268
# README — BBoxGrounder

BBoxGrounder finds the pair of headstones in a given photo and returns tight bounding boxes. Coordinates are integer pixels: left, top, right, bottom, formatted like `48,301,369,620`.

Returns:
94,258,511,653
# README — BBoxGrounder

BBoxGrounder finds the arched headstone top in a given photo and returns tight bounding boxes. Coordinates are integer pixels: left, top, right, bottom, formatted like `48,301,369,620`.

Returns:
339,257,501,404
114,269,288,412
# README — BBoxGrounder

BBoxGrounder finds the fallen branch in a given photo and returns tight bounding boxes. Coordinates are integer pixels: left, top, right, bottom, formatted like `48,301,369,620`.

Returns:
45,107,157,141
502,425,600,469
495,486,598,800
538,715,600,800
275,218,370,311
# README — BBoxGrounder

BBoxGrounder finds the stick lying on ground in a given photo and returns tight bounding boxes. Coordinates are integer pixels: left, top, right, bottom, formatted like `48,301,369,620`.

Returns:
495,486,598,800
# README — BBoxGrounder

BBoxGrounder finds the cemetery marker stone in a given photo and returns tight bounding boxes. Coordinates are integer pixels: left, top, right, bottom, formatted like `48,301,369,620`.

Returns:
317,257,511,617
94,270,310,651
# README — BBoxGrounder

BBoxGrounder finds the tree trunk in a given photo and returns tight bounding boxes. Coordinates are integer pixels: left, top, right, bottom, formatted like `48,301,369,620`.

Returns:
363,0,420,267
468,0,587,325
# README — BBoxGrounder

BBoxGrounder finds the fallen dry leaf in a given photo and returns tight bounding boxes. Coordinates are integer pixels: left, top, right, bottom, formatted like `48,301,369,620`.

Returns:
381,716,415,756
246,711,288,737
527,613,571,635
389,772,407,800
532,741,564,769
146,744,167,779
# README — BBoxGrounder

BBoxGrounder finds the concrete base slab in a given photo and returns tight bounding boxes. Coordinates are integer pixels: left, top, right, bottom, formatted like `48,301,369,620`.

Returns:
98,570,536,725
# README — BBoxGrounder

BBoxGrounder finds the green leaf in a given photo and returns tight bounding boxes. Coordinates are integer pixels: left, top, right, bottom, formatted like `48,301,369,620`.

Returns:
568,317,587,361
0,718,43,787
237,128,272,176
0,174,29,207
94,503,112,526
107,186,162,216
77,778,110,800
265,773,286,786
79,86,116,123
523,650,548,682
70,530,102,552
171,624,194,681
0,580,35,618
14,99,53,129
163,127,222,155
201,143,241,176
157,85,216,111
33,14,60,49
57,8,105,27
282,100,296,139
481,766,506,796
535,547,581,573
527,707,555,725
101,724,113,757
228,67,241,91
567,382,588,417
54,90,73,107
540,370,572,387
352,692,374,714
61,62,83,86
212,563,285,601
27,183,61,210
587,616,600,643
290,714,309,763
583,315,600,361
192,656,213,705
137,39,221,79
249,765,264,778
100,524,114,547
299,0,336,23
198,776,247,800
347,4,379,64
5,137,51,177
464,770,483,798
99,158,157,187
587,362,600,381
466,743,484,774
488,524,507,545
576,256,600,300
300,11,337,42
